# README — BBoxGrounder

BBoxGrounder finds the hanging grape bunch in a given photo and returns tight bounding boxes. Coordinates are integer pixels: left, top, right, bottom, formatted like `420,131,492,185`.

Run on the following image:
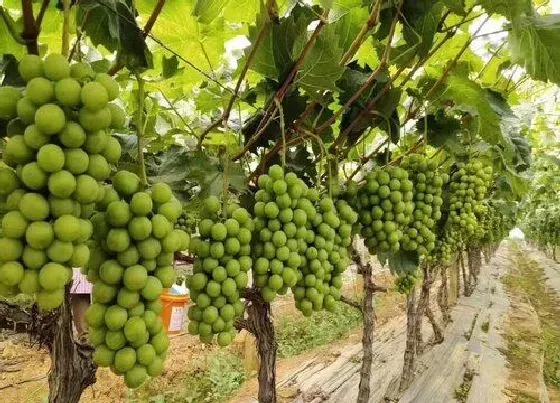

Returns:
253,165,317,302
85,177,189,388
0,54,124,308
187,196,251,346
447,161,493,236
351,166,414,254
437,161,493,263
175,210,197,233
293,195,358,316
400,154,445,257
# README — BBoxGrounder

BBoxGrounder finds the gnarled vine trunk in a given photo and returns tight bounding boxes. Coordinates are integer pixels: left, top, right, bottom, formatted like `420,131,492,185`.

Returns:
460,251,470,296
468,247,482,287
437,265,450,324
399,288,417,392
1,290,96,403
357,256,375,403
455,254,461,299
414,266,431,352
242,288,277,403
47,289,97,403
425,304,444,344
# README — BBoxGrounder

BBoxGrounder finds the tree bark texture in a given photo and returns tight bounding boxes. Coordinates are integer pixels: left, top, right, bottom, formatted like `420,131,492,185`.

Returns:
425,304,444,344
455,254,461,299
399,288,417,392
466,251,475,295
460,252,470,296
437,265,450,324
414,266,431,352
468,247,482,281
357,256,375,403
47,289,97,403
243,288,277,403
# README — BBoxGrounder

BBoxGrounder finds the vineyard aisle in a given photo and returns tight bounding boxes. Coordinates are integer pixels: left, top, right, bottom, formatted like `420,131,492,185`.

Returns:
232,241,560,403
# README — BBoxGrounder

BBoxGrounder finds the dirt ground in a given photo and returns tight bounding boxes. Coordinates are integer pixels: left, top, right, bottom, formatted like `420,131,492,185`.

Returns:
2,242,559,403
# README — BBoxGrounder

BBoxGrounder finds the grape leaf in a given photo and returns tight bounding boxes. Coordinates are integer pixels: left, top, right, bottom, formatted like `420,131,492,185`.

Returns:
0,7,24,58
77,0,152,70
136,0,232,86
0,54,24,86
426,72,506,147
146,147,247,200
294,27,345,94
417,111,465,157
193,0,230,24
324,0,362,23
162,55,180,78
337,64,402,145
328,6,368,53
401,0,445,59
223,0,260,24
478,0,533,20
442,0,466,16
245,4,317,81
509,14,560,85
378,250,419,275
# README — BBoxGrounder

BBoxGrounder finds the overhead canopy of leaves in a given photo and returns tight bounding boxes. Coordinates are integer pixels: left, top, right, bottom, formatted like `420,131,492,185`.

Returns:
77,0,152,70
509,14,560,85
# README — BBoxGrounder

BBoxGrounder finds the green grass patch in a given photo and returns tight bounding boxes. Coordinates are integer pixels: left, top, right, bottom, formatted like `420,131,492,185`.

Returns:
276,301,363,358
505,246,560,395
129,350,247,403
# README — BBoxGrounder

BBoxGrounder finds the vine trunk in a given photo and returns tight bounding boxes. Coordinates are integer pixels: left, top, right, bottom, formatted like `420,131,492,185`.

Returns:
47,289,97,403
357,257,375,403
244,289,277,403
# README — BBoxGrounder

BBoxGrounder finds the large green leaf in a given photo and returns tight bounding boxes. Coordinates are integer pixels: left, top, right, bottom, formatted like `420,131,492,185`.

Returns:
478,0,532,20
427,72,505,147
136,0,234,85
337,65,402,145
417,110,465,156
193,0,230,24
378,250,419,275
328,5,368,53
486,90,531,171
223,0,261,23
77,0,152,70
0,54,24,86
245,4,317,81
401,0,445,59
0,7,24,58
294,27,345,94
509,14,560,85
146,147,247,200
442,0,466,15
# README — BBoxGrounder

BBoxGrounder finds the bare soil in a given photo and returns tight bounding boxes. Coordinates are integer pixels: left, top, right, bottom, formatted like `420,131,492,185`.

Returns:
2,243,560,403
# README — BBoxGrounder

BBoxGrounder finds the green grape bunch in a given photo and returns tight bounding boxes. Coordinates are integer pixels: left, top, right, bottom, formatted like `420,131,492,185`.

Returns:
293,196,358,316
437,160,493,263
175,210,197,233
252,165,316,303
187,196,251,346
86,178,189,388
0,54,124,308
350,166,415,254
401,154,445,257
447,161,493,235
